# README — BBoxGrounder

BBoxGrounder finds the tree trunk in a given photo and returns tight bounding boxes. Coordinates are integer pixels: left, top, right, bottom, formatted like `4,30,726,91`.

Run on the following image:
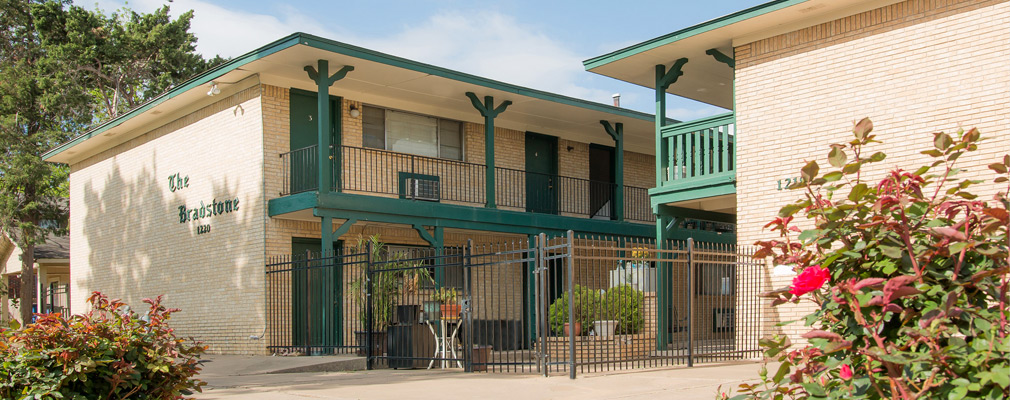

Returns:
19,242,35,324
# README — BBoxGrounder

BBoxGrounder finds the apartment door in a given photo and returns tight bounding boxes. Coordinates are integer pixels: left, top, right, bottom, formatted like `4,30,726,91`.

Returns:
289,90,341,193
589,144,615,219
291,238,343,353
525,132,558,214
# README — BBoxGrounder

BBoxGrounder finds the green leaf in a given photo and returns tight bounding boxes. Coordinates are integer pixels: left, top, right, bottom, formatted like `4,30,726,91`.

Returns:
991,365,1009,388
828,147,847,168
823,171,844,182
880,245,903,259
988,163,1007,173
853,117,873,140
779,204,804,217
801,160,820,182
935,132,953,150
773,361,792,384
842,162,861,174
949,386,968,400
801,382,827,397
868,151,886,162
848,183,868,202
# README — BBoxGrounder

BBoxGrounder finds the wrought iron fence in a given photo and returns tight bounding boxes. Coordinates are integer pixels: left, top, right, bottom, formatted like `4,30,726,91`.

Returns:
264,231,763,377
279,145,654,223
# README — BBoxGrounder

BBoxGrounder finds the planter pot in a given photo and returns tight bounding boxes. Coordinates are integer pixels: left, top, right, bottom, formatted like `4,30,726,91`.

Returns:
440,304,461,320
594,320,617,337
354,330,387,357
563,322,583,336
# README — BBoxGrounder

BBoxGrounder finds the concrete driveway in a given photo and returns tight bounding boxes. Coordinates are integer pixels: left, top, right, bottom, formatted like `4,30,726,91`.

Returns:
193,356,762,400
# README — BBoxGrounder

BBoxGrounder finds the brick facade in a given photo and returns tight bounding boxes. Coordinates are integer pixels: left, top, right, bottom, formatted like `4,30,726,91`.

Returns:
734,0,1010,341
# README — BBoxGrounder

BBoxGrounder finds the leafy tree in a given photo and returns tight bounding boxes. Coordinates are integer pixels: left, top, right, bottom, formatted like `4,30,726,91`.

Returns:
0,0,221,323
730,119,1009,399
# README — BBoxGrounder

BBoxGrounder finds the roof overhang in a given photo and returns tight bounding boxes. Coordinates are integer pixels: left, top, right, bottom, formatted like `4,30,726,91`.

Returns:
583,0,904,109
45,33,663,165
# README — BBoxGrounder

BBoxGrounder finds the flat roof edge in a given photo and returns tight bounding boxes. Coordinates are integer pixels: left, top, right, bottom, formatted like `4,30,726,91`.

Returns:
582,0,809,71
42,33,304,162
298,33,657,123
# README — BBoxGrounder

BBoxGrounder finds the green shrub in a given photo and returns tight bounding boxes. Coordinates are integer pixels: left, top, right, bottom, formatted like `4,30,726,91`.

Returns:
603,285,644,334
731,119,1009,399
0,291,207,399
548,285,599,335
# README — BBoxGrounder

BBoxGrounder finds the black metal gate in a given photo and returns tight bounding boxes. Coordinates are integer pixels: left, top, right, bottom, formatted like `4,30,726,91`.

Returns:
265,231,762,377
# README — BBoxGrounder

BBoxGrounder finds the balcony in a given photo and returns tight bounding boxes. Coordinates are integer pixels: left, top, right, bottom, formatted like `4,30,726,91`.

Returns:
280,145,654,223
651,112,736,206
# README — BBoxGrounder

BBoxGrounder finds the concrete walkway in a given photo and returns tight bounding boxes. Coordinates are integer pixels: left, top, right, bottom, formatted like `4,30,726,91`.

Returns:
194,356,763,399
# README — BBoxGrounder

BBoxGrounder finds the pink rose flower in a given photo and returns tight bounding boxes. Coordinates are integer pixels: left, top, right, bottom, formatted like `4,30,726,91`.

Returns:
790,265,830,296
840,364,853,380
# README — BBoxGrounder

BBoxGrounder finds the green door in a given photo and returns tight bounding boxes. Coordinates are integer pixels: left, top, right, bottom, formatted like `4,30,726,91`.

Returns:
289,90,341,193
291,238,343,353
525,132,558,214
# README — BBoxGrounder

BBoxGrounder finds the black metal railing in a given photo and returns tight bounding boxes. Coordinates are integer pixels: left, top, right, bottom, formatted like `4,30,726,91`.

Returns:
40,283,70,315
279,145,654,222
265,232,762,376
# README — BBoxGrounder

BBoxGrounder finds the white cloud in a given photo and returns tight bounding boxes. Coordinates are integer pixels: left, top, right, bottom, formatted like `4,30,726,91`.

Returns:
77,1,616,104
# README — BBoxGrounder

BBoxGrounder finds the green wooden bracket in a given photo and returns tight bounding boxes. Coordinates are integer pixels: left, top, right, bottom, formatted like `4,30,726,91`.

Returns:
705,48,735,69
465,92,512,209
332,218,357,240
656,58,689,91
601,120,625,222
304,64,355,87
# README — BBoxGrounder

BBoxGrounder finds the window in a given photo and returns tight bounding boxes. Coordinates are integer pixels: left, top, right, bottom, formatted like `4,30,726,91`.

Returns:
387,245,464,289
361,106,464,160
696,264,735,296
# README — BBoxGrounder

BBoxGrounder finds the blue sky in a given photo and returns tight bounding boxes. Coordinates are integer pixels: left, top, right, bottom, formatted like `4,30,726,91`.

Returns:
80,0,766,119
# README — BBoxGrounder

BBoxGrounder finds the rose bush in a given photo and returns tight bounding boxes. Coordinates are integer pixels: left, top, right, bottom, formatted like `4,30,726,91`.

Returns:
728,119,1009,399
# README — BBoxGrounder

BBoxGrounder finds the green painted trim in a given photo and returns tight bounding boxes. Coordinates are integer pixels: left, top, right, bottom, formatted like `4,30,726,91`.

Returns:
312,192,653,237
583,0,810,70
332,218,357,239
43,34,303,161
298,33,655,123
649,176,737,207
705,49,735,69
466,92,512,208
657,58,689,90
660,112,735,137
656,205,735,224
268,191,317,215
600,121,624,222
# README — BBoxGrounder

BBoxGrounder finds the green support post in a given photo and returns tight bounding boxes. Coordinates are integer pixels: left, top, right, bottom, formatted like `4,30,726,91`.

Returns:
655,59,688,188
466,92,512,209
304,59,353,254
601,121,624,221
414,224,445,286
655,211,671,350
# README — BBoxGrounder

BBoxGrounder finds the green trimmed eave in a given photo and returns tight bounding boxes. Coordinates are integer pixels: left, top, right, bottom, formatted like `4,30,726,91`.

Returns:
42,33,304,162
582,0,809,71
295,33,656,124
648,173,736,209
268,191,729,242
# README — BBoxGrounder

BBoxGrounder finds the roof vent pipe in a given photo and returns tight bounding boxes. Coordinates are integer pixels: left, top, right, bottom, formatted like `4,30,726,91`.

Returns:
612,93,620,107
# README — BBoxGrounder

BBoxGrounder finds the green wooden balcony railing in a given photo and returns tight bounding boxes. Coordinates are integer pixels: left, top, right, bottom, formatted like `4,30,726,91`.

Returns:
280,145,655,223
658,112,735,189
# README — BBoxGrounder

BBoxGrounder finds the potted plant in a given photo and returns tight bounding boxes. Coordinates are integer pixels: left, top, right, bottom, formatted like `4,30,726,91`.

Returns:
348,235,412,356
602,285,644,335
548,285,598,336
431,287,460,320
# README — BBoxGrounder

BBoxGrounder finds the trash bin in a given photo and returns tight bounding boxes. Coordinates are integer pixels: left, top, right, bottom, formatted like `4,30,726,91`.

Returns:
472,345,492,372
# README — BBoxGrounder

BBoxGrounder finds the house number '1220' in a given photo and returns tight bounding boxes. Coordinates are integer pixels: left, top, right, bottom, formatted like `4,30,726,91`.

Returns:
196,225,211,235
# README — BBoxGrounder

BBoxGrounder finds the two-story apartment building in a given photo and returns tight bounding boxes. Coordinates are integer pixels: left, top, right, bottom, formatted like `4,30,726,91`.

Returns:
42,33,736,354
584,0,1009,341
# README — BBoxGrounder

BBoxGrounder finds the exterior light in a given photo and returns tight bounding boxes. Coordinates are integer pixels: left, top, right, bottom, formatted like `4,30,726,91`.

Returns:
207,82,221,96
349,105,360,118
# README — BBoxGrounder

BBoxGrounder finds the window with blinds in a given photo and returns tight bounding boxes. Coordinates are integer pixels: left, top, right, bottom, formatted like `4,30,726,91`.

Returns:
362,105,464,160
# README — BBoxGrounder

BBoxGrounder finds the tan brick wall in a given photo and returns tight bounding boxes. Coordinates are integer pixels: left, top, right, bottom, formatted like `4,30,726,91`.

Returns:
69,86,267,354
735,0,1010,342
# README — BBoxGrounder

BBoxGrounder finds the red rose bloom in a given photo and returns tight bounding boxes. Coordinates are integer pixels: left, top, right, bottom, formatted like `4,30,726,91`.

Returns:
789,265,830,296
840,364,853,380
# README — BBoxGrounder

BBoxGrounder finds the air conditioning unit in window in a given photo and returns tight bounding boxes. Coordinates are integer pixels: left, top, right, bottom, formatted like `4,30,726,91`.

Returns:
406,178,440,201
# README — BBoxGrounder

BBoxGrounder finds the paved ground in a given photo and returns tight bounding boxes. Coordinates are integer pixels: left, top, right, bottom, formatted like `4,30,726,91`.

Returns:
193,355,763,399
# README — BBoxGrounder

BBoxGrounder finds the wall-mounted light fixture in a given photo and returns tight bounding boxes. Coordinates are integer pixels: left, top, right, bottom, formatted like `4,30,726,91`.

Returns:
206,82,221,96
566,145,574,152
349,104,360,118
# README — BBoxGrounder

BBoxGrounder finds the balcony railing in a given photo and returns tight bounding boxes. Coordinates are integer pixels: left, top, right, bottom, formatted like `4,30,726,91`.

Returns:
280,145,654,223
660,112,735,187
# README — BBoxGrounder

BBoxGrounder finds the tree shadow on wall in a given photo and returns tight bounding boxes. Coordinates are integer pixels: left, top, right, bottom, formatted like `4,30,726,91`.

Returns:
80,152,261,352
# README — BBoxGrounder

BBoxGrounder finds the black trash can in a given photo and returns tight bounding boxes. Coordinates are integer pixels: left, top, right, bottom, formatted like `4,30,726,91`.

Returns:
387,325,414,369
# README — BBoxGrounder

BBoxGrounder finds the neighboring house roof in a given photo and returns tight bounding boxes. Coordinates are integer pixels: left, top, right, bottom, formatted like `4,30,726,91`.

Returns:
35,233,69,261
44,32,672,164
582,0,903,108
